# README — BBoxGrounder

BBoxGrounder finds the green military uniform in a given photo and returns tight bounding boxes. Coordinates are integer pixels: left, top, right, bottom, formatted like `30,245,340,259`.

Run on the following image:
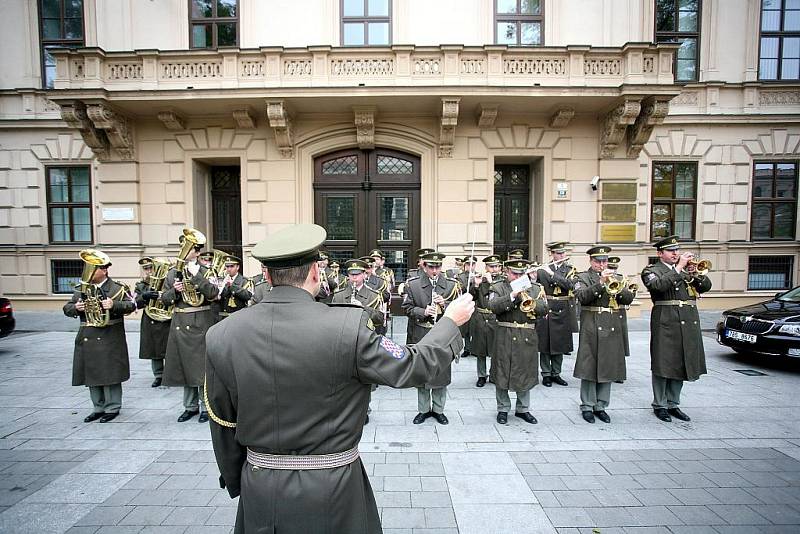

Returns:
470,255,502,386
607,256,634,358
249,272,272,304
641,235,712,422
218,257,252,318
401,252,460,423
205,224,464,534
488,259,549,424
455,256,479,357
63,253,135,423
573,246,634,423
332,261,386,329
536,242,578,386
134,265,171,386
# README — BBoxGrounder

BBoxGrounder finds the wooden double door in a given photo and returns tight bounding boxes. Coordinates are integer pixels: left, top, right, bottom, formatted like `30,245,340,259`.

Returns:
313,148,421,286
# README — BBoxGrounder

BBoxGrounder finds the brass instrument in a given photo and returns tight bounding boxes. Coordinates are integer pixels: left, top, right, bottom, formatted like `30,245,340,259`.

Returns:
175,227,207,306
144,258,174,321
206,249,228,279
519,285,545,319
687,258,712,276
77,249,112,327
604,273,629,310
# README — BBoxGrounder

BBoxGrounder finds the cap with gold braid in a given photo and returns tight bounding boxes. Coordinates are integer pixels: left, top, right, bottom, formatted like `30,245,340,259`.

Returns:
224,255,241,266
545,241,567,253
345,259,368,275
138,257,154,267
252,224,327,268
586,245,611,261
359,256,376,268
368,249,384,259
463,255,478,264
607,256,621,269
653,234,680,251
483,255,501,266
421,252,446,266
504,259,531,273
507,249,525,260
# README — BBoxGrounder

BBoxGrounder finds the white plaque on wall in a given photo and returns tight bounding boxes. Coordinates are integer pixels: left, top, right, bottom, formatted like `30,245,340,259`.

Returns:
102,207,135,221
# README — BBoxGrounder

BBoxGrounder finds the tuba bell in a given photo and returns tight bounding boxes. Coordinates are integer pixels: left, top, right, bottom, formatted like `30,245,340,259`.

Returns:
175,227,207,306
77,249,112,327
144,258,174,321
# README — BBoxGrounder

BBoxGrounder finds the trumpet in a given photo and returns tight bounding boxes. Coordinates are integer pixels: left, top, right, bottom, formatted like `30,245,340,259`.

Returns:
687,257,712,276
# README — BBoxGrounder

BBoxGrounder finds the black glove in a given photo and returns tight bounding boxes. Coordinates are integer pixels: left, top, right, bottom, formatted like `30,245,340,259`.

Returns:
142,290,159,301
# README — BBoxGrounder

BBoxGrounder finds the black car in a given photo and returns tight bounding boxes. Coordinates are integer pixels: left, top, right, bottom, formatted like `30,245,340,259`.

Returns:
716,286,800,358
0,297,14,338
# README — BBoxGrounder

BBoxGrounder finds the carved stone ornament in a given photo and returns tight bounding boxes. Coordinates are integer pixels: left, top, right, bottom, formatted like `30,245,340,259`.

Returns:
627,97,670,158
266,100,293,158
157,110,186,131
549,107,575,128
353,107,376,149
599,98,641,159
86,103,135,160
476,104,498,128
439,97,460,158
759,90,800,106
60,100,110,161
232,109,256,129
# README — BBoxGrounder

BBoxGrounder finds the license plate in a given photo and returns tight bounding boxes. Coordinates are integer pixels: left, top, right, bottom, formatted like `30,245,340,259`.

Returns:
789,348,800,357
726,329,756,343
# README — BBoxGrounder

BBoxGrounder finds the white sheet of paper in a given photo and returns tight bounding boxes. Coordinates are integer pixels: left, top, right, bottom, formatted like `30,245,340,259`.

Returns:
509,276,532,292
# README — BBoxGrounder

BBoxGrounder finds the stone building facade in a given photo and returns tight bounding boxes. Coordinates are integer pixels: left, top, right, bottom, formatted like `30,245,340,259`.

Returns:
0,0,798,310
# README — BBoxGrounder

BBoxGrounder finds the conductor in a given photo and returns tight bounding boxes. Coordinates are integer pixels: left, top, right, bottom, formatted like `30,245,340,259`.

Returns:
204,224,475,534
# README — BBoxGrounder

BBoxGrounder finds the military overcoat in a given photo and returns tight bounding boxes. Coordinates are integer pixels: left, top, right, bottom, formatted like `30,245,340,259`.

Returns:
219,273,252,316
641,261,712,380
488,280,548,391
160,265,219,387
572,270,634,383
467,274,497,357
249,274,272,305
332,283,386,327
205,286,463,534
536,263,578,354
64,278,135,386
135,280,171,361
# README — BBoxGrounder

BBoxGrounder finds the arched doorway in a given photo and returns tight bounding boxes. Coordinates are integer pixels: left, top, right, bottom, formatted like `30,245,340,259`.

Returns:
313,147,421,285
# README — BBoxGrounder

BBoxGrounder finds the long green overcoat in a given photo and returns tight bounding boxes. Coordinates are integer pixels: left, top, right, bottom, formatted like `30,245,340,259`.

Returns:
536,263,578,354
135,280,171,360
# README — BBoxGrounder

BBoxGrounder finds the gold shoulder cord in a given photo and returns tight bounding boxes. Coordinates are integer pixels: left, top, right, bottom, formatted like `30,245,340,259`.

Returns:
203,375,237,428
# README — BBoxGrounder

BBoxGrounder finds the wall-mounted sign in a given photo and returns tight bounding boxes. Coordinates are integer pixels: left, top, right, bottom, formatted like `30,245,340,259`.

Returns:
600,224,637,242
102,207,135,221
602,182,637,201
555,182,568,199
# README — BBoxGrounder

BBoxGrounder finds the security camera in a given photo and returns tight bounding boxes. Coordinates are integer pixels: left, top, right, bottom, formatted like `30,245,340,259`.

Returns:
590,175,600,191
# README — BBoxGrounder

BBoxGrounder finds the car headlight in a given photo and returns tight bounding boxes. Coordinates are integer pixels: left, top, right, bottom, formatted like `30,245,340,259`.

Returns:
778,324,800,337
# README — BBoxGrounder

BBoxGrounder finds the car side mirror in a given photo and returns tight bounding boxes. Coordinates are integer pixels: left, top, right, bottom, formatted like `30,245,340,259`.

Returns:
775,292,784,298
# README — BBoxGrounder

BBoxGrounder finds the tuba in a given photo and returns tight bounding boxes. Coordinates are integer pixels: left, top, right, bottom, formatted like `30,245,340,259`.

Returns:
77,249,112,327
205,249,228,280
175,227,207,306
144,258,174,321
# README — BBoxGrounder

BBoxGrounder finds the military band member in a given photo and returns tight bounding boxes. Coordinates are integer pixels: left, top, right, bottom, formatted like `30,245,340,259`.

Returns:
204,224,473,534
160,233,220,423
641,235,712,423
607,256,633,358
328,260,348,293
402,252,460,425
64,250,135,423
370,249,395,291
537,242,578,387
507,248,525,260
198,250,214,268
446,256,464,279
249,263,272,305
455,256,479,358
332,259,386,330
573,246,634,424
471,255,502,387
488,259,548,424
218,255,252,318
135,257,170,387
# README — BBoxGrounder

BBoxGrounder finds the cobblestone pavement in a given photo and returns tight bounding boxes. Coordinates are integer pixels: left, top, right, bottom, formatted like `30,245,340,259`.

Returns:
0,319,799,533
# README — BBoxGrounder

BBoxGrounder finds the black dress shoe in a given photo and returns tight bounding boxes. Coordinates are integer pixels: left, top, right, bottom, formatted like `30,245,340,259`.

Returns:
365,414,369,425
84,412,105,423
542,376,553,387
582,410,595,423
177,410,199,422
151,378,162,388
593,410,611,423
198,413,209,423
98,412,119,423
476,377,487,388
412,412,429,425
654,408,672,422
668,408,691,421
496,411,508,424
431,412,449,425
514,412,537,424
552,376,568,386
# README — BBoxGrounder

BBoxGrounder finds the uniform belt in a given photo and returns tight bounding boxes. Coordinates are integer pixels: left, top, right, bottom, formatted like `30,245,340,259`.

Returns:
173,305,212,313
496,321,536,329
547,295,571,301
80,318,122,326
654,300,696,307
246,446,359,470
582,306,614,313
476,307,493,314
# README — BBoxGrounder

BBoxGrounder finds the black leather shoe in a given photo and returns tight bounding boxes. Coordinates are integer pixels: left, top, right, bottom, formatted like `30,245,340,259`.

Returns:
542,376,553,387
431,412,449,425
365,414,369,425
198,413,209,423
151,378,162,388
488,377,495,384
582,411,595,423
515,412,537,424
84,412,104,423
552,376,568,386
98,412,118,423
654,408,672,422
496,411,508,424
476,377,487,388
594,410,611,423
412,412,429,425
177,410,199,422
668,408,691,421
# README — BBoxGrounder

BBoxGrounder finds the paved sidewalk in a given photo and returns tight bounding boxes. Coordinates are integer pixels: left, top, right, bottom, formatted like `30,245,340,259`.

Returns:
0,325,798,533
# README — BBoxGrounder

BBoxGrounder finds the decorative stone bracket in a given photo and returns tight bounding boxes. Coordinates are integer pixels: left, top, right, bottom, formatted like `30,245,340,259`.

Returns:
439,97,460,158
353,107,376,149
157,110,186,131
476,104,498,128
233,109,256,129
549,107,575,128
61,100,134,161
266,100,293,158
627,97,670,158
599,98,642,159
